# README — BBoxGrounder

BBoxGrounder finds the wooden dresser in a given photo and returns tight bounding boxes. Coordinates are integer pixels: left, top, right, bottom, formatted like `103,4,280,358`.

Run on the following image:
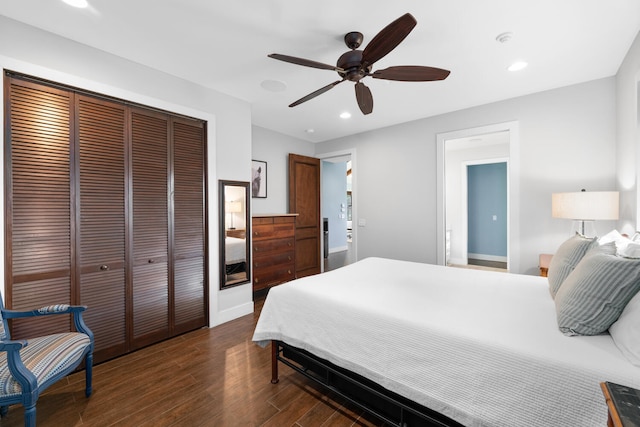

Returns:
252,214,297,292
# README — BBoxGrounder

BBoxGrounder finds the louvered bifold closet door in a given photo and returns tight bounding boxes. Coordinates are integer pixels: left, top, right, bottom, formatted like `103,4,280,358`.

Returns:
131,109,170,348
76,95,127,362
5,78,73,338
172,119,207,333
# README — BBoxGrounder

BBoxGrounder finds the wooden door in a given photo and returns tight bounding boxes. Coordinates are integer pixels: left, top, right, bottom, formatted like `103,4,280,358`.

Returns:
130,109,170,349
5,79,73,338
288,153,321,278
172,119,207,334
76,95,127,361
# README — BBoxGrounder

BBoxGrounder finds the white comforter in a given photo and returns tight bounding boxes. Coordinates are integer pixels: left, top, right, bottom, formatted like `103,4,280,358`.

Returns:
253,257,640,427
225,237,246,264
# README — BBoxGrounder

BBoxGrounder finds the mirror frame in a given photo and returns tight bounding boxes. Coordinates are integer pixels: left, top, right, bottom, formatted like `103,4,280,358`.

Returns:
219,180,251,289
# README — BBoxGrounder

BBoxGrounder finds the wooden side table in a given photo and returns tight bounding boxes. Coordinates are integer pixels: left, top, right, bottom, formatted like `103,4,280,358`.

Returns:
539,253,553,277
226,228,246,239
601,381,640,426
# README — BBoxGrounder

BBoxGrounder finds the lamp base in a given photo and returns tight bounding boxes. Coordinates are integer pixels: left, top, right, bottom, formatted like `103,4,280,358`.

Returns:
572,220,596,237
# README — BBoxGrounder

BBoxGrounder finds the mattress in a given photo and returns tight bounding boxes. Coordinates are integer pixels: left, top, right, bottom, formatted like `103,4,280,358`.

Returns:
252,257,640,427
225,236,246,264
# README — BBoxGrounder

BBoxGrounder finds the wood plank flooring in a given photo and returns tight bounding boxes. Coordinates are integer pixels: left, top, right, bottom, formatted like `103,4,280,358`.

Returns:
0,296,385,426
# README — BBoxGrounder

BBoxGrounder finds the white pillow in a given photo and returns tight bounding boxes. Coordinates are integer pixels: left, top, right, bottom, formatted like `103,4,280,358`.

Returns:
598,229,631,254
610,290,640,366
620,242,640,259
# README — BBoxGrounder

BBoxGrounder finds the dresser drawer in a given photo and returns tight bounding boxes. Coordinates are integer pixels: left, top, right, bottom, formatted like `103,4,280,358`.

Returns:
252,223,295,240
253,250,294,270
253,237,294,254
253,265,295,291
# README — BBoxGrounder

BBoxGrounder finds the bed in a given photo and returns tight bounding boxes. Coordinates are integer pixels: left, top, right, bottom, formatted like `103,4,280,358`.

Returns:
225,236,246,275
252,256,640,427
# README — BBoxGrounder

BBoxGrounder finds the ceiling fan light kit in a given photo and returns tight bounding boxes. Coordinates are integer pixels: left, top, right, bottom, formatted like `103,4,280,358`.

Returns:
268,13,450,115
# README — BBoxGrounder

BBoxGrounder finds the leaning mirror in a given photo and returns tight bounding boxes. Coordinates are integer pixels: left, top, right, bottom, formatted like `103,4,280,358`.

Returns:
219,180,251,289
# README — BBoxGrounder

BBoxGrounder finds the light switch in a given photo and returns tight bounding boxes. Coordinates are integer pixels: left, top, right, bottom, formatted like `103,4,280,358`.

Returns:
492,215,497,221
358,218,366,227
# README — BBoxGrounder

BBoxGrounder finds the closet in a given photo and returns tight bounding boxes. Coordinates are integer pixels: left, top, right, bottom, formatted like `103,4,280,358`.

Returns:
4,74,207,363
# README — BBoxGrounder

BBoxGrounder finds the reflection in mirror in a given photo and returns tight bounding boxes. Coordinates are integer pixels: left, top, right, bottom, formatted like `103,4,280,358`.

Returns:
219,180,251,289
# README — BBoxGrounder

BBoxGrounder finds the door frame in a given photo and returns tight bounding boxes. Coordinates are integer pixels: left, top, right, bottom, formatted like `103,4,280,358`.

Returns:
436,121,520,272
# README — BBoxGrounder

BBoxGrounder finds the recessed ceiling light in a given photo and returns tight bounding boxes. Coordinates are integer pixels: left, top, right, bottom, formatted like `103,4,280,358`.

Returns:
260,79,287,92
339,112,351,119
495,32,513,43
508,61,528,72
62,0,89,8
305,128,315,134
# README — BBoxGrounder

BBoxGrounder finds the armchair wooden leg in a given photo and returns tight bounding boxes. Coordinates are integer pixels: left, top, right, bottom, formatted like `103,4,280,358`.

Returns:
85,353,93,397
24,404,35,427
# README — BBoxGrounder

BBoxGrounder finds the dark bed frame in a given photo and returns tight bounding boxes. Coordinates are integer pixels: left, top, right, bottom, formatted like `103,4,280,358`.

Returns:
270,340,463,427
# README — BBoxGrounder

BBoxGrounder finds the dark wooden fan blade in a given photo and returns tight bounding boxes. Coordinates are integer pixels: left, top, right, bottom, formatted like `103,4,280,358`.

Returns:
361,13,417,67
269,53,342,72
354,82,373,115
372,66,451,81
289,80,345,107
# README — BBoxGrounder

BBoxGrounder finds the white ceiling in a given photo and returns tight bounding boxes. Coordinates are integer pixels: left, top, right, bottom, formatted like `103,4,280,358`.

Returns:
1,0,639,143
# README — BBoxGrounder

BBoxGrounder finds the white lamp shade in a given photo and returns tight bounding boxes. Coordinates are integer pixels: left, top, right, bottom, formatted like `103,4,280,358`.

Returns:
226,201,242,213
552,191,619,220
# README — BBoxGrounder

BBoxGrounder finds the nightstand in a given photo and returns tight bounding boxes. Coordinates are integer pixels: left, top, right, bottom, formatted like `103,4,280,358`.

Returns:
226,228,246,239
539,253,553,277
601,381,640,427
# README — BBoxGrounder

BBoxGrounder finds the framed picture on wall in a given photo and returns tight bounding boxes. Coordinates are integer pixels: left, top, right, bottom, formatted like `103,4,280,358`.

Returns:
251,160,267,198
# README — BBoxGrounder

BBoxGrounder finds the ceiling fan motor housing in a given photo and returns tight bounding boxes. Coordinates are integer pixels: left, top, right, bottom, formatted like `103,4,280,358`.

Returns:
337,50,371,81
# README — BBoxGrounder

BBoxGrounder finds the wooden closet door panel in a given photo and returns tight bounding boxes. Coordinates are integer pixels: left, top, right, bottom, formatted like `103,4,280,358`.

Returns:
6,79,72,338
77,95,127,360
172,120,206,332
131,110,169,346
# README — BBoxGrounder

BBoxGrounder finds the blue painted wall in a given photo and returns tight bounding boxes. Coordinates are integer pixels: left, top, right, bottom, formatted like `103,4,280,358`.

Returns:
467,162,507,257
322,161,348,251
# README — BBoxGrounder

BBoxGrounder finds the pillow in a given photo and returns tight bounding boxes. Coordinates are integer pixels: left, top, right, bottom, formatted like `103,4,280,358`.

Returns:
598,229,631,253
547,233,597,298
555,245,640,336
619,241,640,259
609,290,640,366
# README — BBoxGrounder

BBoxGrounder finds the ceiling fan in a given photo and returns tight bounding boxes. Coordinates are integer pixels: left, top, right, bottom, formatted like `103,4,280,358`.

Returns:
268,13,450,115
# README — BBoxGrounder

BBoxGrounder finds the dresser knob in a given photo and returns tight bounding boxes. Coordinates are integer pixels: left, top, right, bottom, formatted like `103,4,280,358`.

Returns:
148,259,155,264
100,265,109,271
287,270,291,274
287,256,291,261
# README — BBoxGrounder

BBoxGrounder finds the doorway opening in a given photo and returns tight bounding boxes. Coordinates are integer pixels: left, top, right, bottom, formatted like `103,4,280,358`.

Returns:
319,149,357,272
436,122,520,273
466,160,508,270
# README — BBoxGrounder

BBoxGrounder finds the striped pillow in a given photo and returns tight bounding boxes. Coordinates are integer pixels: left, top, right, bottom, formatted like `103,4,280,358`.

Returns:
547,233,597,298
555,246,640,336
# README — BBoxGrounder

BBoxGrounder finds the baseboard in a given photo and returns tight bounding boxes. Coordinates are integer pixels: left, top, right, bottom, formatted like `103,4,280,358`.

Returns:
467,253,508,262
213,301,254,327
329,246,348,254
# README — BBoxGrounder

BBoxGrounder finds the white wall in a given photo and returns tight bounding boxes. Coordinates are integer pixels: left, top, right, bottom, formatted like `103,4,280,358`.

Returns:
315,77,617,275
616,31,640,235
251,125,315,214
0,16,253,326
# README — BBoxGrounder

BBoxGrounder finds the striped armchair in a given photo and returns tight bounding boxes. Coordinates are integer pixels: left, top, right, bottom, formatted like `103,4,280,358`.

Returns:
0,299,94,427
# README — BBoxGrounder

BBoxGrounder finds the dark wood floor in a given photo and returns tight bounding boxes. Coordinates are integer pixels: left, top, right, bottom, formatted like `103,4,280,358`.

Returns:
0,296,384,426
